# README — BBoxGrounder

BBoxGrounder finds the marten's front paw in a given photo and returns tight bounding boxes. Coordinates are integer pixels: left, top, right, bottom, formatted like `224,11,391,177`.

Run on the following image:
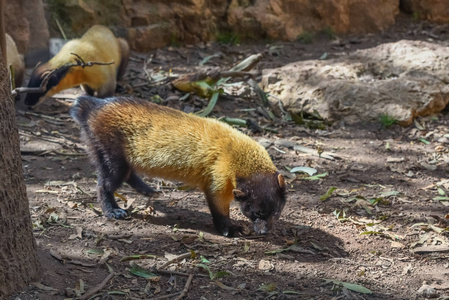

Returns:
222,225,244,237
104,208,128,219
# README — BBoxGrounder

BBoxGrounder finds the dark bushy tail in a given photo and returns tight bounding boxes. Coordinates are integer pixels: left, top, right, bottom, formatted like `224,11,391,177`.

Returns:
70,96,108,126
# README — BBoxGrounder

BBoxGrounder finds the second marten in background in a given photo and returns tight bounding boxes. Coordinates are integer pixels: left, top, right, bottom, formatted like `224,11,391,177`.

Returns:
71,96,286,237
6,33,24,87
25,25,129,106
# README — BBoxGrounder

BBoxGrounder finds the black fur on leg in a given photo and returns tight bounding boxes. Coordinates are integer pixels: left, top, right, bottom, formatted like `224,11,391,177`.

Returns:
205,192,242,237
71,96,131,219
126,171,154,196
94,146,130,219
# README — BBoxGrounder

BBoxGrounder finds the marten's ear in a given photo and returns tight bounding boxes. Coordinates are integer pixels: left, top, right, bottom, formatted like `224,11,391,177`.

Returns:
277,173,285,190
233,189,247,201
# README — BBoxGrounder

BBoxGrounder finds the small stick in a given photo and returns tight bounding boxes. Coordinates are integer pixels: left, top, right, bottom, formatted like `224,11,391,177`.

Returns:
241,235,267,240
216,71,256,79
80,272,114,300
158,252,192,270
22,110,69,121
157,269,208,278
174,274,194,300
152,292,182,300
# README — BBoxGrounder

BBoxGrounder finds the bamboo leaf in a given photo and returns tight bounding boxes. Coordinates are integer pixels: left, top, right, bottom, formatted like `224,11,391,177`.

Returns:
197,92,220,117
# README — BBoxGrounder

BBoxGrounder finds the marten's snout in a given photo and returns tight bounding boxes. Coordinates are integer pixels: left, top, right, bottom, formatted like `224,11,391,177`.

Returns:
253,218,269,234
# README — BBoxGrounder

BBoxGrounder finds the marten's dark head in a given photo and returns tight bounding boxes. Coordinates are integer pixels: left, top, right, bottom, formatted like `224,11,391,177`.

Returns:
233,172,286,235
24,64,70,106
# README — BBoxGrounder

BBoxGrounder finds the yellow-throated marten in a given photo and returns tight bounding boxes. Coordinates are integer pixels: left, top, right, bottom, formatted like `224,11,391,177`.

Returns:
71,96,286,237
24,25,129,106
6,33,24,87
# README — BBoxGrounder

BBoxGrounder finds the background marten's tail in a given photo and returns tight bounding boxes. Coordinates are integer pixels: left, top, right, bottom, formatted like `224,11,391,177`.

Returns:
70,96,108,126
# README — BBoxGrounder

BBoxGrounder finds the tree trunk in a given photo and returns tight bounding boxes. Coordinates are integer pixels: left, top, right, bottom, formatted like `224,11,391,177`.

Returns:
0,11,40,298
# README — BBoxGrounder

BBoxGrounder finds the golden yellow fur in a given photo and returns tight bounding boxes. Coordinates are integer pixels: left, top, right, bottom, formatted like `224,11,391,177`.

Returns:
25,25,129,106
5,33,24,87
45,25,127,96
90,101,277,214
72,96,286,236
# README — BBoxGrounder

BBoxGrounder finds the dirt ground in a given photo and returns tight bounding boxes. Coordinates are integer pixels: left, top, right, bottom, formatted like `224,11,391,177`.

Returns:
10,15,449,300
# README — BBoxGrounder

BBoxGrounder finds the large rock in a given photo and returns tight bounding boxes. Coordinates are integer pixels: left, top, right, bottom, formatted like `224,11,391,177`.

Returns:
45,0,400,51
401,0,449,23
228,0,400,41
261,40,449,126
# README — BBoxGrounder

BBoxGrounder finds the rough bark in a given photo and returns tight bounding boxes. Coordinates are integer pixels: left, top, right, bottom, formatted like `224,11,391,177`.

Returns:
0,8,40,296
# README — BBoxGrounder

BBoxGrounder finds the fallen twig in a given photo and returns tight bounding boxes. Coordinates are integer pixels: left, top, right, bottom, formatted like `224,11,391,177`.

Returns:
152,292,182,300
174,274,194,300
157,269,208,278
80,272,114,300
21,111,69,121
241,235,267,240
158,252,192,270
53,151,87,157
413,245,449,254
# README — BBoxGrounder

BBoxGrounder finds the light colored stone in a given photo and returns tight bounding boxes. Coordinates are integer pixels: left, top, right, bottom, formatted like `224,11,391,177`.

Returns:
261,40,449,126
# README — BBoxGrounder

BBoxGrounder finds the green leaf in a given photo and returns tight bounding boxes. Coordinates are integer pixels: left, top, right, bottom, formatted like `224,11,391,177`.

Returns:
325,279,372,294
320,186,337,201
282,290,303,295
200,256,210,263
437,187,446,196
199,53,222,66
257,282,277,292
86,248,104,255
189,249,197,259
197,91,220,117
129,263,157,279
220,117,247,127
304,172,328,180
197,263,213,279
243,242,250,253
319,52,328,60
212,271,230,280
380,190,400,197
197,263,229,280
290,166,317,176
107,291,129,296
105,262,114,274
419,138,430,145
341,282,372,294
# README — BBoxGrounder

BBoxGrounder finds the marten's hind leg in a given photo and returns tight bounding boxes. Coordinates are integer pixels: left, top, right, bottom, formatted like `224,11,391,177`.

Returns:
126,171,155,196
93,144,130,219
